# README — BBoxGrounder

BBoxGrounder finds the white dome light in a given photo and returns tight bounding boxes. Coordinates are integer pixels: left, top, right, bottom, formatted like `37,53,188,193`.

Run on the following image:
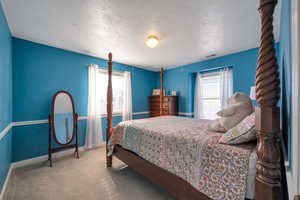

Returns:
146,35,159,48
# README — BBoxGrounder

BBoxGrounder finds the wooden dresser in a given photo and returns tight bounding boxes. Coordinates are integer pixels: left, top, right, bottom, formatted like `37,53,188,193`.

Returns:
149,96,178,117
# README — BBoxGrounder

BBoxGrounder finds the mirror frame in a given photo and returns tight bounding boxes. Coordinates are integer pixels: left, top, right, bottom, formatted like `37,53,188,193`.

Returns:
51,90,76,146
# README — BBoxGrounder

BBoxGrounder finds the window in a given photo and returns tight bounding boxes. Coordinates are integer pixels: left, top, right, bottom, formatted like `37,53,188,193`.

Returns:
198,72,221,119
97,70,124,114
194,68,233,120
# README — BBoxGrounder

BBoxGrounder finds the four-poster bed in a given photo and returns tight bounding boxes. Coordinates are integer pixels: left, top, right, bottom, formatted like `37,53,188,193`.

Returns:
160,67,164,116
105,0,283,199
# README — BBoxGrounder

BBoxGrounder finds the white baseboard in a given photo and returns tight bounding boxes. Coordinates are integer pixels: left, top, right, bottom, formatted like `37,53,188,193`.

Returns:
0,165,13,200
12,146,87,169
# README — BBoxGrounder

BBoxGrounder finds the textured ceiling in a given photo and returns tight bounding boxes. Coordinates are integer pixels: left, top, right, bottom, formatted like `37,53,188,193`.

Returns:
1,0,280,71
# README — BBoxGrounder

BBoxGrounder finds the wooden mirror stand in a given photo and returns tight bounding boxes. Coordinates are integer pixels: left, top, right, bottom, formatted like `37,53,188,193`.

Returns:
48,91,79,167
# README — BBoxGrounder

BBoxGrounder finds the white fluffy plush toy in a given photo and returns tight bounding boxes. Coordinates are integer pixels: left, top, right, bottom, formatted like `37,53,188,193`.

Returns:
208,92,254,132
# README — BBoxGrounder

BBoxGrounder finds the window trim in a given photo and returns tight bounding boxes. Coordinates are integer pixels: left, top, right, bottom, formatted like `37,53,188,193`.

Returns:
198,71,222,119
96,69,125,115
200,71,220,77
97,68,124,77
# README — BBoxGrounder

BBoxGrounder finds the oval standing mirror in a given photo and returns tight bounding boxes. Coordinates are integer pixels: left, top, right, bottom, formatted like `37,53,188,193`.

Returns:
52,91,75,145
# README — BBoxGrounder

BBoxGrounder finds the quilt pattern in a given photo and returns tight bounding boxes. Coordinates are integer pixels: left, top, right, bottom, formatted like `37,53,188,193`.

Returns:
110,116,255,200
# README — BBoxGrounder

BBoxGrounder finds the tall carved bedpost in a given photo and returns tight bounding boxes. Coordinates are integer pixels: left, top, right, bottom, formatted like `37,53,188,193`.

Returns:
255,0,281,199
160,68,164,116
106,52,113,167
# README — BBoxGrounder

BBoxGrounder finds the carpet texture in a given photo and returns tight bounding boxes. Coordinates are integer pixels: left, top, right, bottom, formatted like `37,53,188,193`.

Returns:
3,148,174,200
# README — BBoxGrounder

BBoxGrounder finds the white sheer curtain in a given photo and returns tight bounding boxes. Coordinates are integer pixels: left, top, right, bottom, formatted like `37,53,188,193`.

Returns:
122,71,132,121
220,68,233,109
194,68,233,119
194,73,203,119
85,64,105,149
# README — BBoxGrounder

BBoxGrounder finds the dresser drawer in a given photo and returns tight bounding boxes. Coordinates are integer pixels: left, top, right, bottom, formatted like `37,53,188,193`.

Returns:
148,96,178,117
150,103,169,109
149,97,169,103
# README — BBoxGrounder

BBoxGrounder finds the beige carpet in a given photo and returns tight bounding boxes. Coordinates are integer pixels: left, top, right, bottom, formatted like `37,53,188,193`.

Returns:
4,148,174,200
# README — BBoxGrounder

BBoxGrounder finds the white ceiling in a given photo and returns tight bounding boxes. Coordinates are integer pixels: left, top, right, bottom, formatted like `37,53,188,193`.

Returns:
1,0,280,71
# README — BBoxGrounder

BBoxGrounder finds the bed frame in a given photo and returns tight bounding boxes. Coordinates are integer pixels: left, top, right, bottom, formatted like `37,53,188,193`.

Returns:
105,0,283,199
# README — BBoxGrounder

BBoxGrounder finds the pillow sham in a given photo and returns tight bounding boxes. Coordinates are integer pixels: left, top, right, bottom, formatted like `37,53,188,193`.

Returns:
219,112,256,144
207,119,226,133
207,93,253,132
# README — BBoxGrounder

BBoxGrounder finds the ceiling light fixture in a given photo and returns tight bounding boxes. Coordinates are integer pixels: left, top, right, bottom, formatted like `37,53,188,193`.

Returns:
206,54,217,58
146,35,159,48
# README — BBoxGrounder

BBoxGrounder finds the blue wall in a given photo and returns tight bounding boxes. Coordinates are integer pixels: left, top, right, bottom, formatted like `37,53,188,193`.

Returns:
163,45,279,114
0,2,12,193
279,0,292,164
10,36,275,162
12,38,156,162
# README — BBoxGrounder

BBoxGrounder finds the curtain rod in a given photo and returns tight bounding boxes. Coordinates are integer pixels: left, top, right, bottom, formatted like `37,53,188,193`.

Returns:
198,65,233,74
88,64,128,75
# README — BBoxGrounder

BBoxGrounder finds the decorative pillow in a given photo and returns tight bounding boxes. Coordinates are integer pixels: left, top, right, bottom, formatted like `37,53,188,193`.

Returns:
207,93,254,132
219,112,256,144
207,119,226,133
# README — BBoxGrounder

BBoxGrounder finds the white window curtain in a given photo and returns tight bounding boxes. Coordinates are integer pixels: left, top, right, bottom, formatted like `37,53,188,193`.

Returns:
220,68,233,109
122,71,132,121
194,73,203,119
194,72,221,119
194,68,233,119
85,64,105,149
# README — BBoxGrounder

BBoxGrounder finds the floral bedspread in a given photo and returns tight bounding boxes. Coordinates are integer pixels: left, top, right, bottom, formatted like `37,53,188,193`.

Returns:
109,116,255,200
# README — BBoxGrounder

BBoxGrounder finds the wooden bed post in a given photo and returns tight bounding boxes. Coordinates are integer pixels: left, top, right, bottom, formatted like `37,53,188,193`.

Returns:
160,68,164,116
106,52,113,168
255,0,282,199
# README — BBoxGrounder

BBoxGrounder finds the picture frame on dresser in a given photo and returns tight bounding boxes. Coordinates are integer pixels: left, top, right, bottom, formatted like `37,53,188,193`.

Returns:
152,88,165,96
